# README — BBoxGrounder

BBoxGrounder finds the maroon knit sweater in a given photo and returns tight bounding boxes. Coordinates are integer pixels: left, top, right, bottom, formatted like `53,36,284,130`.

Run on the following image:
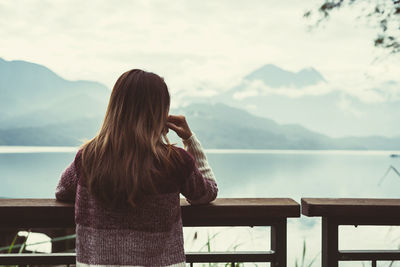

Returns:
55,136,218,266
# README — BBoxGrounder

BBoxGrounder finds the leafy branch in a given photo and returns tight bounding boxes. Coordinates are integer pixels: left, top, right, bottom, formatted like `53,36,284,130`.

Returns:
304,0,400,54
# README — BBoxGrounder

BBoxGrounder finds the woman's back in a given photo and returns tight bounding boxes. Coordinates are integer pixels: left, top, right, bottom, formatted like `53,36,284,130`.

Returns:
55,69,218,266
56,136,218,266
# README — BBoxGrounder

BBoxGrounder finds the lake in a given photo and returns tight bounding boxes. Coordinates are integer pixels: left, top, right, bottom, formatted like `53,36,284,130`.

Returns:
1,146,400,266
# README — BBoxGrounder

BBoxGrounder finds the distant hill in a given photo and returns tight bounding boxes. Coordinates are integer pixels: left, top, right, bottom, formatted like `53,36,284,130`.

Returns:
0,118,102,146
2,102,400,149
197,64,400,138
172,103,400,150
0,57,110,126
244,64,326,88
172,103,329,149
1,58,400,149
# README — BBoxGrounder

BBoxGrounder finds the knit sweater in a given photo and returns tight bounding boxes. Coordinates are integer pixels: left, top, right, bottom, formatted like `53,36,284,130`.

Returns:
55,134,218,267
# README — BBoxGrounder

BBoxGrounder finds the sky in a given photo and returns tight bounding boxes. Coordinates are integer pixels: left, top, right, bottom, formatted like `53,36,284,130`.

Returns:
1,0,399,101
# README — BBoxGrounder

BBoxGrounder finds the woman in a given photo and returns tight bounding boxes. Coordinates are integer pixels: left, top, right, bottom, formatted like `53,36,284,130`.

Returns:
55,69,218,266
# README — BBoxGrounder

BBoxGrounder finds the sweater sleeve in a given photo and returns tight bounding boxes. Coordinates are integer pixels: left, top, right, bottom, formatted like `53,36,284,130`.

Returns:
55,152,80,202
180,134,218,205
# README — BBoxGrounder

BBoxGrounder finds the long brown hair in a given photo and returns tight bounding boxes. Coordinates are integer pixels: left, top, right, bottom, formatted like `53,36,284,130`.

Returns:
81,69,181,208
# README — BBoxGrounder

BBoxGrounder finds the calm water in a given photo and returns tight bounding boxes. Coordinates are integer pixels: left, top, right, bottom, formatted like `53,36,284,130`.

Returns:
1,147,399,199
1,147,400,266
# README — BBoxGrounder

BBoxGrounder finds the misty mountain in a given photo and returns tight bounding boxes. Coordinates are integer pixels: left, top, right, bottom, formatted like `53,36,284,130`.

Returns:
0,118,102,146
243,64,326,88
200,64,400,138
172,103,400,150
2,101,400,150
1,58,399,149
0,57,110,126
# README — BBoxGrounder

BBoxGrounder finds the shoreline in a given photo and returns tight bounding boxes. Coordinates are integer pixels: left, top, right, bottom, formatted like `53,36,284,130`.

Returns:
1,146,400,155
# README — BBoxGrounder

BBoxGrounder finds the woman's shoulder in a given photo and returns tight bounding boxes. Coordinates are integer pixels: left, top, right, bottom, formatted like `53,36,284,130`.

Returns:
173,145,194,165
169,145,196,177
74,148,83,165
73,148,84,183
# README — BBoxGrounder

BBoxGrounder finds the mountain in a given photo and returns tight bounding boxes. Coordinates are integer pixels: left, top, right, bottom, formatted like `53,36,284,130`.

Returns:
171,103,400,149
243,64,326,88
172,103,328,149
3,102,399,149
0,118,102,146
198,64,400,138
1,58,399,149
0,57,110,125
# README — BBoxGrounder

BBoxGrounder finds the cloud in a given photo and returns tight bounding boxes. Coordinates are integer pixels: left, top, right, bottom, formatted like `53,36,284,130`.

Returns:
233,79,336,101
0,0,399,108
233,88,260,100
337,94,363,118
233,72,397,104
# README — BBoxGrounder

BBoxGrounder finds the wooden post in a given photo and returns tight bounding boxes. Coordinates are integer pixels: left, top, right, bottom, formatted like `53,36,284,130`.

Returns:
271,218,287,267
322,217,338,267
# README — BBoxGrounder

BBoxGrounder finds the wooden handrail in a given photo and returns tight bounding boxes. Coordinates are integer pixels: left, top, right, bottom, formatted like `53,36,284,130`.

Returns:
302,198,400,218
301,198,400,267
0,198,300,228
0,198,300,267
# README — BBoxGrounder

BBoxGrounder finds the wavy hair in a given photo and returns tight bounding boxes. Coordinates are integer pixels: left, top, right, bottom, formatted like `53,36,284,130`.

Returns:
81,69,181,208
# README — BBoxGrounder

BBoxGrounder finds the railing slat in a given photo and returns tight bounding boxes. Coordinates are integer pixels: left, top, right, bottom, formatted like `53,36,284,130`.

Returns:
322,217,338,267
339,250,400,261
0,251,275,265
186,251,275,262
271,219,287,267
0,253,76,265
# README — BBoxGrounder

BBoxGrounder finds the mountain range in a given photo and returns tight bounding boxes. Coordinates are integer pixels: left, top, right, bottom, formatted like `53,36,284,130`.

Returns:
1,57,399,149
197,64,400,138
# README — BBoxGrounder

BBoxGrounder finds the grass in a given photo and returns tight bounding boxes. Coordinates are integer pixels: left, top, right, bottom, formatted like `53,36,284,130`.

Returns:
1,231,30,267
0,233,76,253
4,227,320,266
1,229,322,267
379,165,400,185
190,228,260,267
295,239,319,267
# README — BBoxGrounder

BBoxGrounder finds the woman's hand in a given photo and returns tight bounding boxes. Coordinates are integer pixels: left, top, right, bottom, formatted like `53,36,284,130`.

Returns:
167,115,192,140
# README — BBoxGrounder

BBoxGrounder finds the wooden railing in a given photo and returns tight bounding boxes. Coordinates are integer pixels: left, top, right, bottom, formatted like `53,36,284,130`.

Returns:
0,198,300,267
302,198,400,267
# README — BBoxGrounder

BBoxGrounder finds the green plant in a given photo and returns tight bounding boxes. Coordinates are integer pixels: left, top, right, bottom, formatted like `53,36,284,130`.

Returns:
0,233,76,253
1,231,30,267
379,165,400,186
295,239,319,267
18,230,30,253
196,228,263,267
7,234,18,254
387,244,400,267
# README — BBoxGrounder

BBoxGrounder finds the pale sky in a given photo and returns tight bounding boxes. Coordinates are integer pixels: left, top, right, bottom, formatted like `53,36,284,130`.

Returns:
1,0,399,102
